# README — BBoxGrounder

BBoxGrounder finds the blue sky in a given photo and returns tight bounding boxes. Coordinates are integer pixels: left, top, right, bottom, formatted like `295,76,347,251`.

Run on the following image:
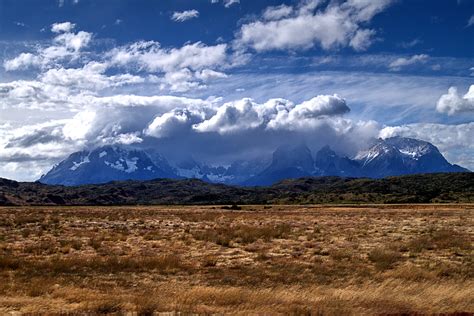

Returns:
0,0,473,180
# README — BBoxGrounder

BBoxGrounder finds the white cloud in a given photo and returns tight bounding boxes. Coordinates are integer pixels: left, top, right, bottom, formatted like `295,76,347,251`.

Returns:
51,22,76,33
40,62,144,91
146,109,205,138
4,23,92,71
194,98,263,134
210,0,239,7
161,68,202,92
436,85,474,115
467,15,474,27
3,53,41,71
266,95,350,131
235,0,393,52
193,94,350,134
389,54,429,71
171,10,199,22
63,111,96,140
4,23,232,93
195,69,228,81
263,5,293,20
108,41,229,91
109,41,228,73
349,29,376,51
52,30,92,52
224,0,239,8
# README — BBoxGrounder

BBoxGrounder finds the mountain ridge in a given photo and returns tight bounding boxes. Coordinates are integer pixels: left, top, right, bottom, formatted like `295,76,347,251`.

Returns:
1,173,473,206
39,137,469,186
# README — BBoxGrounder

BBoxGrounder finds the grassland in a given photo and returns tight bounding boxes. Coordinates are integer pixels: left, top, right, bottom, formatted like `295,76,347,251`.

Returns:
0,204,472,315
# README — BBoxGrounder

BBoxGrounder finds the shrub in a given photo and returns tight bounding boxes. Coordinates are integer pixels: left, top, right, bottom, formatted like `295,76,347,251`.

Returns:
368,248,402,270
0,256,20,270
192,223,291,246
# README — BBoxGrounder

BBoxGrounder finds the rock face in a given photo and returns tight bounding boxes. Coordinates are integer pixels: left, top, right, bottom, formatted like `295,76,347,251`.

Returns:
314,145,361,177
355,137,467,178
39,146,176,186
39,137,469,186
244,144,316,186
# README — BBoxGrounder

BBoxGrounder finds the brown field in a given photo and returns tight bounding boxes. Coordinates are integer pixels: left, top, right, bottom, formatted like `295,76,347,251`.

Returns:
0,204,472,315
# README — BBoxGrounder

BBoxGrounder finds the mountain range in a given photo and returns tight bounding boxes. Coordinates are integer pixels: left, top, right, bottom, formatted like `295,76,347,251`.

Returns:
39,137,468,186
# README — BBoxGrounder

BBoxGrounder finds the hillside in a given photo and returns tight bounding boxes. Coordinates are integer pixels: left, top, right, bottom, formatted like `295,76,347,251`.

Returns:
1,172,473,205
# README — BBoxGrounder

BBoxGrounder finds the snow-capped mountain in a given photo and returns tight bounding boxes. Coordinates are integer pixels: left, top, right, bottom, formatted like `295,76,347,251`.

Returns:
355,137,467,178
39,146,176,186
39,137,469,186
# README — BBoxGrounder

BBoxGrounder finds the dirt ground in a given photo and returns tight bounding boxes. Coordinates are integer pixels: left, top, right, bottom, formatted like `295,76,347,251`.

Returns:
0,204,472,315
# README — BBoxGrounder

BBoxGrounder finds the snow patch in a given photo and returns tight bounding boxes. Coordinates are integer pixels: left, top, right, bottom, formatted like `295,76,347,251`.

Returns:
104,157,140,173
125,157,139,173
104,159,125,172
70,155,90,171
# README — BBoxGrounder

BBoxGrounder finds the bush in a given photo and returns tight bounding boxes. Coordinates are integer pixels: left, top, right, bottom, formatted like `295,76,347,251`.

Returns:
192,223,291,246
368,248,402,270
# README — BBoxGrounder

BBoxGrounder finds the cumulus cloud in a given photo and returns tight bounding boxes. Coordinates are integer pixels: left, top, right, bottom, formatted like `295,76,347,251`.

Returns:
262,4,293,20
146,109,206,138
40,62,144,91
266,95,350,130
388,54,429,71
171,10,199,22
235,0,393,52
0,91,359,179
109,41,228,72
3,53,42,71
3,22,234,106
436,85,474,115
194,99,264,134
108,41,229,91
3,22,92,71
51,21,75,33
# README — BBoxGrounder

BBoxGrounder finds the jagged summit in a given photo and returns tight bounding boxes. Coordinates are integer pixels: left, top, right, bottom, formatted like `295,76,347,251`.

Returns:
39,137,469,186
39,146,176,186
355,137,467,178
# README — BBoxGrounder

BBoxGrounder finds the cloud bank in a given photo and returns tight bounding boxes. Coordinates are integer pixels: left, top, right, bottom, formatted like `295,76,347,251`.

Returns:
436,85,474,115
235,0,393,52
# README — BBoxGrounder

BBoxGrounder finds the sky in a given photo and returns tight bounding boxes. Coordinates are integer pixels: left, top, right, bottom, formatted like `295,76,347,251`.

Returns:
0,0,473,181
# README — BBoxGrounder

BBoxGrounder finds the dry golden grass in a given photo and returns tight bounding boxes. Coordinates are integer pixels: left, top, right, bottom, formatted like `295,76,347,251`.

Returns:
0,204,472,315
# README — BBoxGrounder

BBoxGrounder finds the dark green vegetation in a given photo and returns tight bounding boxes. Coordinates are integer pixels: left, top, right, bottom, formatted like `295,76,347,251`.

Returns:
0,172,472,205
